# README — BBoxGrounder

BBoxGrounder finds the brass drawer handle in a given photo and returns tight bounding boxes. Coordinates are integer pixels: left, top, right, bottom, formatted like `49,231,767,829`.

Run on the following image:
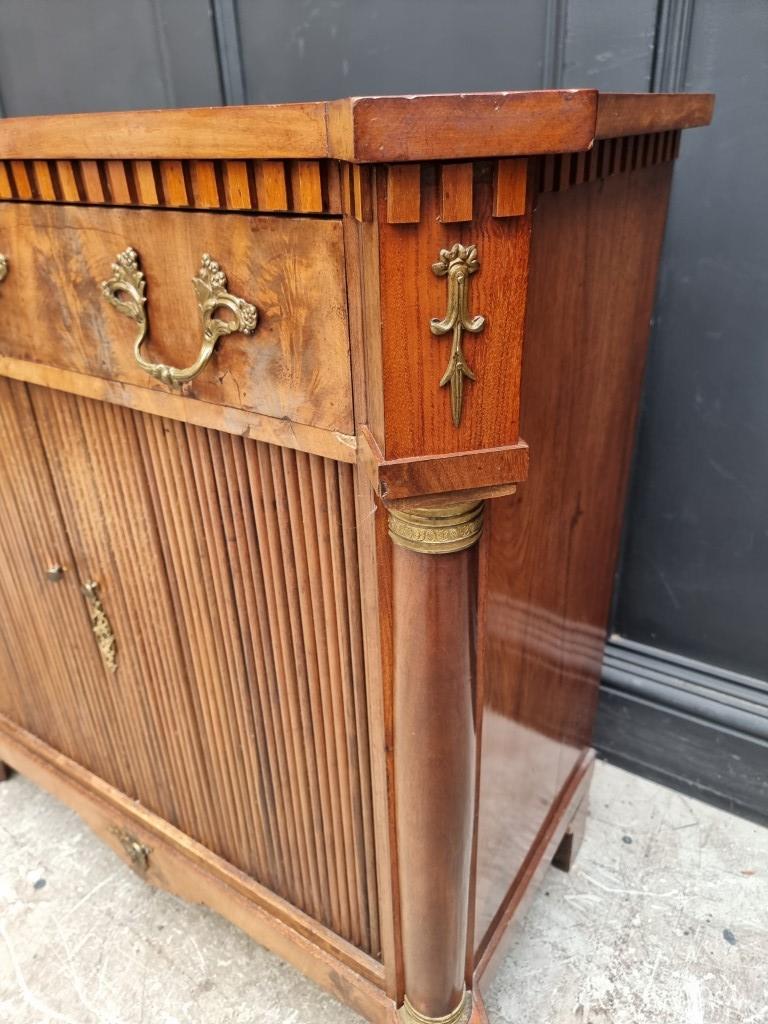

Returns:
0,253,8,283
101,248,257,387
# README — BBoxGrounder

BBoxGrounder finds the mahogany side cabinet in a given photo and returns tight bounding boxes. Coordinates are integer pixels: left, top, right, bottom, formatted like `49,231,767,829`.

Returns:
0,90,713,1023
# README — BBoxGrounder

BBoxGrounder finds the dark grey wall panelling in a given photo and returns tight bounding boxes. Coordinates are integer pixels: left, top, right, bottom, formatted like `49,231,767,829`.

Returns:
235,0,550,102
615,0,768,682
560,0,657,91
0,0,223,115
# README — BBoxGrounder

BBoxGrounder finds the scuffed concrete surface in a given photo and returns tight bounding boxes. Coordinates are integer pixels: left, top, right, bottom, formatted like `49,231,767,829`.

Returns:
1,761,766,1023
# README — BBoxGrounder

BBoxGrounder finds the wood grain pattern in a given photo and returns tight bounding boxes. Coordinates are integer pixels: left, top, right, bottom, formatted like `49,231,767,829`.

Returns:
393,540,478,1018
0,716,393,1022
327,91,599,161
493,159,528,218
386,165,421,225
0,92,713,164
254,160,289,211
440,163,474,223
133,160,161,205
31,160,57,200
358,427,528,503
80,160,107,203
290,160,324,213
474,162,675,954
0,381,380,957
0,162,12,199
0,356,356,464
0,157,342,214
375,162,532,460
0,103,330,160
189,160,221,208
105,160,134,205
9,160,33,199
0,202,353,435
222,160,253,209
596,91,714,138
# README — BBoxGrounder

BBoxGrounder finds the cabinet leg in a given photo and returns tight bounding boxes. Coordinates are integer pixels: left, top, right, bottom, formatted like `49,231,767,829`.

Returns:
552,791,589,872
389,501,484,1023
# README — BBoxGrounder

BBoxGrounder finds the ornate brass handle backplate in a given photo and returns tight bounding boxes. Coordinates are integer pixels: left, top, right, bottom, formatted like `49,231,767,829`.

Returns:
430,243,486,428
0,253,8,283
101,248,257,387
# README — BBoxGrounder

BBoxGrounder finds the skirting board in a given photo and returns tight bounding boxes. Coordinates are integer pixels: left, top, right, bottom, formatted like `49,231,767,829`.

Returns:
597,636,768,825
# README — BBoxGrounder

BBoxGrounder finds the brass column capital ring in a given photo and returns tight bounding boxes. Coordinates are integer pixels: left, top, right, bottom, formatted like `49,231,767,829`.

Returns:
399,990,473,1024
388,501,484,555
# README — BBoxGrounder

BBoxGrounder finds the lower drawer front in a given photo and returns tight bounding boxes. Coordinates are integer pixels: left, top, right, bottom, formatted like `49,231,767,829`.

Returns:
0,378,377,956
0,203,352,435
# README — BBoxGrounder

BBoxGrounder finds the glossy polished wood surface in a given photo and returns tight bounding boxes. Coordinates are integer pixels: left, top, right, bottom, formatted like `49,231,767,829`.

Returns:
374,162,532,460
0,202,353,435
393,543,478,1018
474,160,675,952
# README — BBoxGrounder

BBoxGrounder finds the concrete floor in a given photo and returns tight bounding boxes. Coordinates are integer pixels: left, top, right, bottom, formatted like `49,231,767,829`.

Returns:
0,761,766,1023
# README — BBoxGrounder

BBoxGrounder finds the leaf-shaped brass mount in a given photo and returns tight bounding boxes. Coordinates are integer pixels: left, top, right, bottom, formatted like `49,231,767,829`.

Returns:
0,253,8,284
101,248,257,387
430,243,486,428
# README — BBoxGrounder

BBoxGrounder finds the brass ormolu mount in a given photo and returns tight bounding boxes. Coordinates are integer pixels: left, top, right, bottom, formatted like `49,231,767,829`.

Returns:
399,989,473,1024
430,243,485,428
101,248,257,387
110,826,151,875
388,501,484,555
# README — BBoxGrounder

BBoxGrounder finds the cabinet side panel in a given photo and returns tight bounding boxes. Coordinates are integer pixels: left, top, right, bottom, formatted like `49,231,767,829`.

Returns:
475,162,674,950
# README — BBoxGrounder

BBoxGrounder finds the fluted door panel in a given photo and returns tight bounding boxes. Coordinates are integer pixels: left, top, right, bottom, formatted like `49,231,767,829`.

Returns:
0,380,380,957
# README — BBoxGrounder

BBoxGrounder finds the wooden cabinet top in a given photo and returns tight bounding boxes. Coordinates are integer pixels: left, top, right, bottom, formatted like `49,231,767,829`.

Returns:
0,90,714,163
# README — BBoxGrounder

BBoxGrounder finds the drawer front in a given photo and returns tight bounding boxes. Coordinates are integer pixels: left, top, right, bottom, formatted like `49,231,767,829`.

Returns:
0,203,352,435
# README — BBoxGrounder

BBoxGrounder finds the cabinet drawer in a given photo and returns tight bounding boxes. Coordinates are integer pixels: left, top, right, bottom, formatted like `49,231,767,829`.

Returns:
0,203,352,436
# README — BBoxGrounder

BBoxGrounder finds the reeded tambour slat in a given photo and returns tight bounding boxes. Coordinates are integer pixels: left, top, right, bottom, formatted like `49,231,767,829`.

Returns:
0,380,380,956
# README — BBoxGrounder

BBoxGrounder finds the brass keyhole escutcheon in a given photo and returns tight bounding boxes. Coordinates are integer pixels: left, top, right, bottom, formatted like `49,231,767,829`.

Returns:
110,826,150,875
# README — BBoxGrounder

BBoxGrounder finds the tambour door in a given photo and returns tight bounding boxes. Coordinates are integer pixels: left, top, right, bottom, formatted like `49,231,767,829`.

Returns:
0,377,147,787
7,381,380,957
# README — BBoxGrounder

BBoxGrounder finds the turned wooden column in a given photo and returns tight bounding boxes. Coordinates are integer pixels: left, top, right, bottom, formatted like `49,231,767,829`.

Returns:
389,501,483,1024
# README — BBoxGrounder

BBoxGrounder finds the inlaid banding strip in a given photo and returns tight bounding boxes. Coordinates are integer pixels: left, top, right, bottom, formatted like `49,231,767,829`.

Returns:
537,130,681,194
0,158,343,214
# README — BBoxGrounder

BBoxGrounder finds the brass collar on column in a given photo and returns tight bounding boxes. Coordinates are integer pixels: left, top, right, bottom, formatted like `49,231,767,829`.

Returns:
388,501,484,555
399,989,473,1024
